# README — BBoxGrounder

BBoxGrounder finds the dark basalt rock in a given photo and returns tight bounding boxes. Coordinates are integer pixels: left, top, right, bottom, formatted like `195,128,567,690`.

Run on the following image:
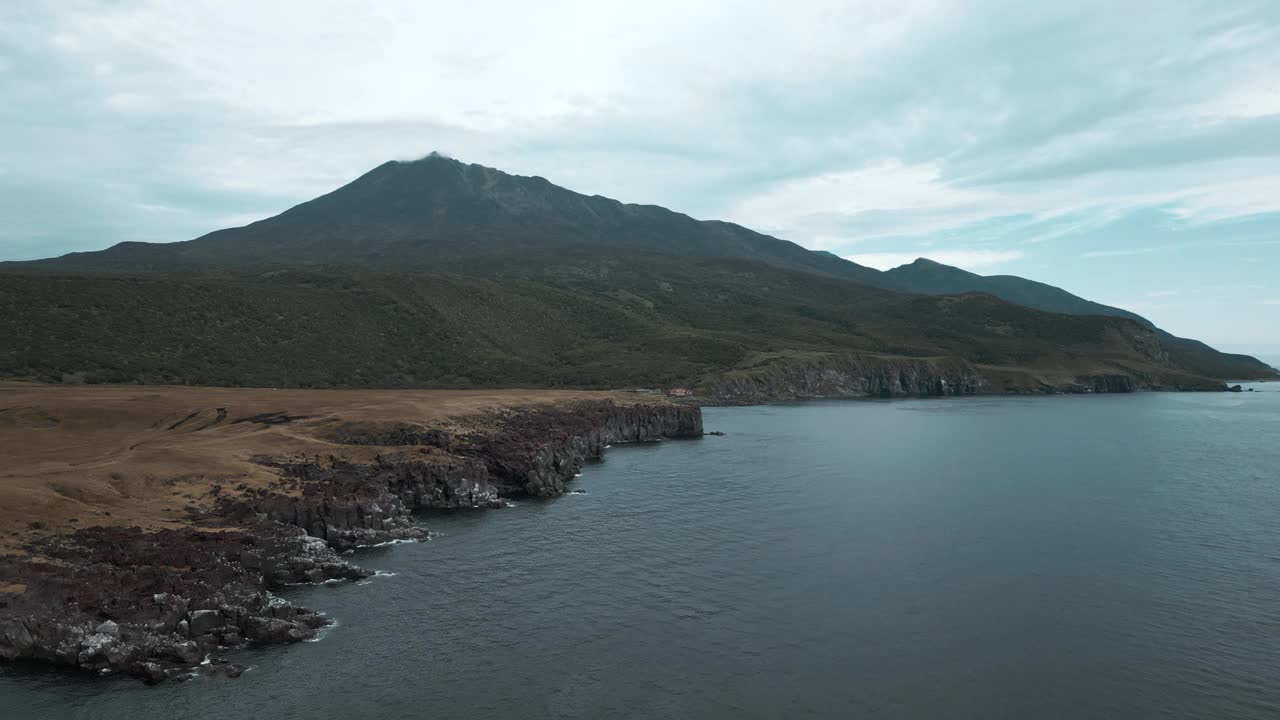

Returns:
0,523,365,681
454,401,704,497
222,456,443,552
233,401,705,518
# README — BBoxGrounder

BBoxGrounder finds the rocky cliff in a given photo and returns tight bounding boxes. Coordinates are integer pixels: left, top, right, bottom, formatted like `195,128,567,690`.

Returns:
700,352,1225,403
227,401,704,548
0,400,702,682
703,355,988,404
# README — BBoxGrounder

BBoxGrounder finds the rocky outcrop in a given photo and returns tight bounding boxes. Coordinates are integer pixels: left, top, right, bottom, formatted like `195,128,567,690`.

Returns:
231,453,497,550
226,401,705,536
0,524,364,682
703,355,987,404
456,401,704,496
0,400,702,682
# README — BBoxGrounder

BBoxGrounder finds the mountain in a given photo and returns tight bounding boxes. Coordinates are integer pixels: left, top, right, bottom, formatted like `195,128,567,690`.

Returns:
31,153,884,286
880,258,1149,323
4,154,1275,392
876,258,1272,380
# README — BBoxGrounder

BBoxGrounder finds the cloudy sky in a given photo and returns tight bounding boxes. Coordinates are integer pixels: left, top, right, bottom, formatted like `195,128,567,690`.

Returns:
2,1,1278,356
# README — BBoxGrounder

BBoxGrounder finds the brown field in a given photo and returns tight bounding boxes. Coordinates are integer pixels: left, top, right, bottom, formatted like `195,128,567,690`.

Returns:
0,382,649,555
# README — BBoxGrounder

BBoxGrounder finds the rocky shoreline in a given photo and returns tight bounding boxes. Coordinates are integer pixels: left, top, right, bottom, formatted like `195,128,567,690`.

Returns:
0,374,1240,683
0,400,703,682
698,353,1229,405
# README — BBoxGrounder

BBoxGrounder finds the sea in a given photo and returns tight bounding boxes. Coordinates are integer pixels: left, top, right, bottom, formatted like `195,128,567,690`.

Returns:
3,384,1279,719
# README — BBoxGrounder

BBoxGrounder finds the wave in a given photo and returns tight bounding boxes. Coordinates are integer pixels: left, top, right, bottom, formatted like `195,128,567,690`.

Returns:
358,537,423,549
355,570,398,586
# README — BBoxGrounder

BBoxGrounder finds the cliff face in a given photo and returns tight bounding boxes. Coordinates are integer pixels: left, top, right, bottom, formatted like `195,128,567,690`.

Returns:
0,400,702,682
457,401,704,496
228,401,705,548
700,349,1229,403
703,355,988,404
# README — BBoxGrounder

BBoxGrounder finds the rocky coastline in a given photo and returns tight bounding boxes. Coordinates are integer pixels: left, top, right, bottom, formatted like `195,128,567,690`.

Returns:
699,353,1227,405
0,400,703,682
0,372,1233,684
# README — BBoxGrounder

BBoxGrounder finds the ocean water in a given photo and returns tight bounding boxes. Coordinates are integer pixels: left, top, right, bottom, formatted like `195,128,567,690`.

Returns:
4,387,1280,719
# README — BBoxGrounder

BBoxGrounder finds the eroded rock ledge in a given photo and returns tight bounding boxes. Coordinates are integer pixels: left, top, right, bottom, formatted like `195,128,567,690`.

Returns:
0,400,702,682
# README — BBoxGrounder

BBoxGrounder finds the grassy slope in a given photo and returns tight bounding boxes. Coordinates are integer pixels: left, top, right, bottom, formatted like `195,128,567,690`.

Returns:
0,257,1204,390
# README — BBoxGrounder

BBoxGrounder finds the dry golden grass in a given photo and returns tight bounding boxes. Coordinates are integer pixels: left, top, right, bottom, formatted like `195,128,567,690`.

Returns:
0,382,650,555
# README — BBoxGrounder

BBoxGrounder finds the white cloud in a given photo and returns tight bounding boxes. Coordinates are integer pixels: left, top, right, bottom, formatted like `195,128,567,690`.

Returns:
843,249,1025,271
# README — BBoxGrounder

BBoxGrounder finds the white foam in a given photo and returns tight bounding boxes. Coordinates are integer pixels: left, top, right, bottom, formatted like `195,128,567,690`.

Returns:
355,570,398,586
359,537,422,549
566,489,588,495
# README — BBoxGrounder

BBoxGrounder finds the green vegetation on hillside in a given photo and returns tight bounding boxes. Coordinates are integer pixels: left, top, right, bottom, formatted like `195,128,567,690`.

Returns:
0,258,1202,389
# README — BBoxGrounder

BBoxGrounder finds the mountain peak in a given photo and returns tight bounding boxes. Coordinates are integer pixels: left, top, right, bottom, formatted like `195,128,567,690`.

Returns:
398,151,460,165
888,257,970,275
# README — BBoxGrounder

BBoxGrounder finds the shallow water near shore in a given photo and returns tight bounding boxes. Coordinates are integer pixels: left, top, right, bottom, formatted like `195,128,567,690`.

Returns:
4,387,1280,719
